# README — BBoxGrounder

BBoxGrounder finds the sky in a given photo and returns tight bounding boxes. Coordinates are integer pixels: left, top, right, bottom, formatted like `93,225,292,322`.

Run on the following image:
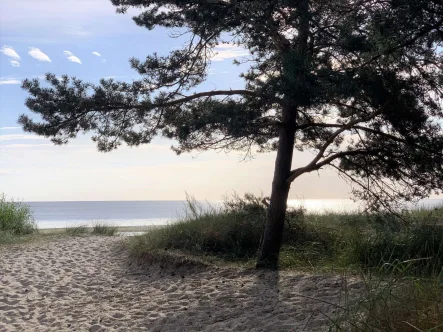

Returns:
0,0,355,201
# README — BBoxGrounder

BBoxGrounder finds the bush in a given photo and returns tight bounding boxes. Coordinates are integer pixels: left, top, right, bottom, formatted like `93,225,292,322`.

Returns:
0,194,36,235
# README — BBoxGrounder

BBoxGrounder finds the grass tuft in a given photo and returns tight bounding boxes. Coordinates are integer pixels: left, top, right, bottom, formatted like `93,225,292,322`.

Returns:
65,225,89,236
64,223,118,236
91,223,118,236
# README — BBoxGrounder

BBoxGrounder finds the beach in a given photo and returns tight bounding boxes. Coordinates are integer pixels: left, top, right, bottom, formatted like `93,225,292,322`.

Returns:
0,236,363,331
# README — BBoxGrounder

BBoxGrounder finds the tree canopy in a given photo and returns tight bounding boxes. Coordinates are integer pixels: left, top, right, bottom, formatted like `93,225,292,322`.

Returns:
19,0,443,267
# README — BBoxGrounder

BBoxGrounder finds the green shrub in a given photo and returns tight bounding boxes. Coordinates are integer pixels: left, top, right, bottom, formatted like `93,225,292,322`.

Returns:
0,194,36,235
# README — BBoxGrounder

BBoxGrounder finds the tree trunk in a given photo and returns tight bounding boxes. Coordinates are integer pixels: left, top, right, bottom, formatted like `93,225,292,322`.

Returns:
256,107,296,269
256,0,309,269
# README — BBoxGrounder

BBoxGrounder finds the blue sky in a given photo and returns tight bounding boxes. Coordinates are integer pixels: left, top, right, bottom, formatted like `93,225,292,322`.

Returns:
0,0,355,201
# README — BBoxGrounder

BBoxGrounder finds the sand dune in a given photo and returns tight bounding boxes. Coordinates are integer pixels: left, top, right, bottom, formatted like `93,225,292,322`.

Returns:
0,236,362,331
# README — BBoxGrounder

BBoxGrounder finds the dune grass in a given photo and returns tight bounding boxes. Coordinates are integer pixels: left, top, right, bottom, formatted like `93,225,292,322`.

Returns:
332,265,443,331
0,194,37,245
65,225,89,236
64,223,118,236
127,195,443,273
91,223,118,236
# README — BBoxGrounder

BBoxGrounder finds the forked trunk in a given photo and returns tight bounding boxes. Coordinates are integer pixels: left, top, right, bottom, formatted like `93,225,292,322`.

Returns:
256,107,296,269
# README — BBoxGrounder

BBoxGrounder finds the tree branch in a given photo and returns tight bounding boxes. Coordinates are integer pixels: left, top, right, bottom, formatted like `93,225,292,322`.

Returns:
154,89,265,108
60,89,277,112
287,107,386,184
287,148,381,183
296,122,406,143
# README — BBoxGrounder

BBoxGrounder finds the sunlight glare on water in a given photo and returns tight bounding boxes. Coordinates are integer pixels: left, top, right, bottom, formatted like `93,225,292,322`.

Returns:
287,199,363,214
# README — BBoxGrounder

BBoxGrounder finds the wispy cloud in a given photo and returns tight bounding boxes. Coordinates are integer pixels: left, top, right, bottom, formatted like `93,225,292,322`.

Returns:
212,44,249,61
0,134,46,142
1,45,20,59
28,47,51,62
63,50,82,64
0,127,21,130
0,78,21,85
92,51,106,63
1,45,21,67
64,26,91,37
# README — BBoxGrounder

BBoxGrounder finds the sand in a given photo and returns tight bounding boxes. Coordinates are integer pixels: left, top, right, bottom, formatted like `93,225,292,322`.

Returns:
0,236,363,331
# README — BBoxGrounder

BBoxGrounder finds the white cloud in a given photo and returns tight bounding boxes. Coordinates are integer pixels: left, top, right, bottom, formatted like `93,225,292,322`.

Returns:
63,50,82,64
1,45,21,67
28,47,51,62
0,127,21,130
1,45,20,59
212,44,249,61
92,51,107,63
0,78,21,85
0,134,46,142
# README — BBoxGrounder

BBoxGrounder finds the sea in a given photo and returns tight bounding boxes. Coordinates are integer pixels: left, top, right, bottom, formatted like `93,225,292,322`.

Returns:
27,199,443,229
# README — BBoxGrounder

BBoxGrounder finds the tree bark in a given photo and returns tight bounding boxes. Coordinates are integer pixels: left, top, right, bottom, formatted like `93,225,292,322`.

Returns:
256,107,296,269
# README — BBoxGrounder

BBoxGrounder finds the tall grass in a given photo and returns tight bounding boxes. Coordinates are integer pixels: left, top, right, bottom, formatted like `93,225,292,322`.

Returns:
128,194,266,260
0,194,36,236
64,223,118,236
91,223,118,236
333,265,443,331
65,225,89,236
127,195,443,275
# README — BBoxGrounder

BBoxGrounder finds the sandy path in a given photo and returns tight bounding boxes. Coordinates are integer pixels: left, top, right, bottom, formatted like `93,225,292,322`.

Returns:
0,236,362,331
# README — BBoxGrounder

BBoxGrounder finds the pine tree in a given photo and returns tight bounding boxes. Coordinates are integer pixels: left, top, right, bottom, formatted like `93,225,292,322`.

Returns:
19,0,443,268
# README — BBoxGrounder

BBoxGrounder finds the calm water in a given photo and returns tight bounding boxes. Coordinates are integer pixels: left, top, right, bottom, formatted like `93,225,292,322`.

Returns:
27,199,443,229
